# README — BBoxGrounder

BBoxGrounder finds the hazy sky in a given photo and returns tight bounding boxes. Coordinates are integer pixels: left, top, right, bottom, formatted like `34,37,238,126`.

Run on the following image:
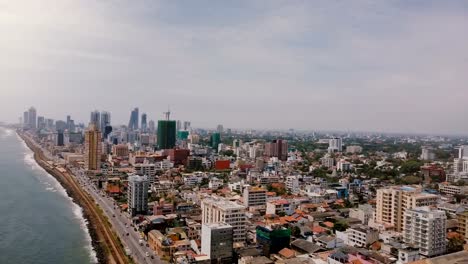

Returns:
1,1,468,134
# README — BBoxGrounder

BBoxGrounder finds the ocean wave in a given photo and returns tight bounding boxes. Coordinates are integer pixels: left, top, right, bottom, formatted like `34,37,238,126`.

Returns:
18,133,98,263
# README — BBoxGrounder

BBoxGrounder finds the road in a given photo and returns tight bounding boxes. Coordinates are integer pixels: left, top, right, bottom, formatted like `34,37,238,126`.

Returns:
23,132,163,264
73,169,164,264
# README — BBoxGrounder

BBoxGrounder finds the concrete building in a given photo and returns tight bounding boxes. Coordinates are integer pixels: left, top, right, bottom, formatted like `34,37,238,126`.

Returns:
112,144,129,157
438,183,468,195
346,225,379,248
375,186,438,232
403,207,446,257
346,145,362,154
243,186,267,208
128,175,149,216
421,146,436,161
201,223,233,264
266,200,294,216
349,204,374,225
457,211,468,242
201,196,246,243
328,137,342,152
264,139,288,161
286,176,300,194
84,124,102,172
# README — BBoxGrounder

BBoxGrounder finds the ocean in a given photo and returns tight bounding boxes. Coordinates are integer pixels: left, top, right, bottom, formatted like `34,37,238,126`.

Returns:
0,127,97,264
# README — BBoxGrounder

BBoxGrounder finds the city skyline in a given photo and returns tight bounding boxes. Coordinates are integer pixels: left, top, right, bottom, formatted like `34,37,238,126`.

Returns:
1,1,468,134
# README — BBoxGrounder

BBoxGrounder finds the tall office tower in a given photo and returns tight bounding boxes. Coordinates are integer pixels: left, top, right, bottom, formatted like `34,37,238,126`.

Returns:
68,119,76,132
201,223,233,263
176,120,181,131
148,120,155,133
157,120,176,149
216,124,224,134
211,133,221,152
55,120,67,131
84,124,102,172
264,139,288,161
128,175,149,216
66,115,71,129
56,130,64,146
328,137,342,152
201,196,246,243
128,107,139,130
141,113,147,132
404,207,446,257
37,116,45,130
103,125,113,140
28,107,37,129
183,121,191,131
23,111,29,128
100,111,111,133
375,186,439,232
90,110,101,130
46,119,54,130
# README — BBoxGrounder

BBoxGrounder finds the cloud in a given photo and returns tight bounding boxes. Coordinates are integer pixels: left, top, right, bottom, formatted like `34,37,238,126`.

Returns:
0,0,467,134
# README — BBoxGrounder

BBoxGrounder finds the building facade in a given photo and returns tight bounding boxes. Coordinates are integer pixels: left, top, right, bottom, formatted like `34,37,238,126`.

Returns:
84,124,102,172
128,175,149,216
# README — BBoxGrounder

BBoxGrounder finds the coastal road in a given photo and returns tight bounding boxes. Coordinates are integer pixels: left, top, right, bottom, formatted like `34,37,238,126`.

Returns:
73,169,164,264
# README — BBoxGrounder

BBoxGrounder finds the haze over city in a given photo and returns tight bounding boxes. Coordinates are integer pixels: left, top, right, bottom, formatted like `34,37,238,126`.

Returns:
1,0,468,134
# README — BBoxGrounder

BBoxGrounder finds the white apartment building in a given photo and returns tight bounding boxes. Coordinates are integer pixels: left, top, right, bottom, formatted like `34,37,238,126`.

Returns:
201,196,246,243
328,137,342,152
375,186,439,232
438,183,468,195
321,156,335,168
346,225,379,248
286,175,300,194
346,145,362,154
266,199,294,216
404,207,446,257
420,146,436,161
243,186,266,207
337,159,352,171
208,177,223,189
128,175,149,216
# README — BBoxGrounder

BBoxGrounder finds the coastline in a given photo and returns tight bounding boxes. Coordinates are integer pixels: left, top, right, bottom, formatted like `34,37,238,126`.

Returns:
18,131,129,264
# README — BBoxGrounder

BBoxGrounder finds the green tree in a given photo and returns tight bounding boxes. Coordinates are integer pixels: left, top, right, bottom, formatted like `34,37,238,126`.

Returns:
447,234,464,253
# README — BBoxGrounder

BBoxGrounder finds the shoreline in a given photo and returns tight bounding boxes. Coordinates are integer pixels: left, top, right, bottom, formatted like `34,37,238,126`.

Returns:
18,131,128,264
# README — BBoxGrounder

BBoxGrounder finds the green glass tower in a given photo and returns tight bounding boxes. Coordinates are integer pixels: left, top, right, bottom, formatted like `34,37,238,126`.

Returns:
157,120,176,149
177,130,189,140
211,132,221,152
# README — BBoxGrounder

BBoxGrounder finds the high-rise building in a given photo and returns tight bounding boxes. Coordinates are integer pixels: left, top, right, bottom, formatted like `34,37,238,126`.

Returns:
183,121,191,131
201,223,233,263
128,107,139,130
264,139,288,161
28,107,37,129
328,137,342,152
217,124,224,134
457,211,468,242
37,116,45,130
128,175,149,216
201,196,247,243
256,225,291,256
157,120,176,149
84,124,102,172
211,133,221,152
375,186,439,232
141,113,147,132
148,120,155,133
176,120,182,131
90,110,101,130
100,111,111,133
56,130,64,146
23,111,29,128
404,207,446,257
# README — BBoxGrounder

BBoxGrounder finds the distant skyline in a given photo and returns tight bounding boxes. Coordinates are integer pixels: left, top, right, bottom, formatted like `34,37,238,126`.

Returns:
1,1,468,134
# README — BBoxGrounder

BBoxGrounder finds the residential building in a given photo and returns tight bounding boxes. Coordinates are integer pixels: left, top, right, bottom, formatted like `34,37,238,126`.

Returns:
438,183,468,195
328,137,342,152
346,145,362,154
286,176,300,194
201,223,233,264
457,211,468,242
346,225,379,248
201,196,247,243
266,200,294,216
375,186,438,232
128,175,149,216
243,186,267,208
264,139,288,161
349,204,374,225
403,207,446,257
421,146,436,161
84,124,102,172
256,225,291,256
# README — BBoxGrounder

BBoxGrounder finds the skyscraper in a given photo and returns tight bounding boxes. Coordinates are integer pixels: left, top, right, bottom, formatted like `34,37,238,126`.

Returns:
183,121,191,131
84,124,102,172
23,111,29,128
264,139,288,161
217,124,224,134
148,120,155,133
100,111,111,132
128,175,149,216
128,107,139,130
28,107,37,129
157,120,176,149
176,120,181,131
37,116,45,130
211,133,221,152
90,110,101,130
141,113,147,132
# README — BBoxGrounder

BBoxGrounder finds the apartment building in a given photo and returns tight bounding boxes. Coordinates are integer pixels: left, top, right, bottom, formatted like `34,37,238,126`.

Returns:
375,186,438,232
403,207,446,257
201,196,246,243
243,186,267,208
457,211,468,242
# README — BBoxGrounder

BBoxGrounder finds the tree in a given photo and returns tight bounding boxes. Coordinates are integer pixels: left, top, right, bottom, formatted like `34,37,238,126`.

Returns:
447,234,465,253
333,221,348,233
292,226,301,237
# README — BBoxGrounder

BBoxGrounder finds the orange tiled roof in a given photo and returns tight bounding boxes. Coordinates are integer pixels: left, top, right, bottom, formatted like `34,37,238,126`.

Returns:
278,248,295,259
323,221,334,228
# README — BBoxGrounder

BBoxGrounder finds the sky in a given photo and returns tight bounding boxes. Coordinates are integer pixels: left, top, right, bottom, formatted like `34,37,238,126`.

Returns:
1,0,468,134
